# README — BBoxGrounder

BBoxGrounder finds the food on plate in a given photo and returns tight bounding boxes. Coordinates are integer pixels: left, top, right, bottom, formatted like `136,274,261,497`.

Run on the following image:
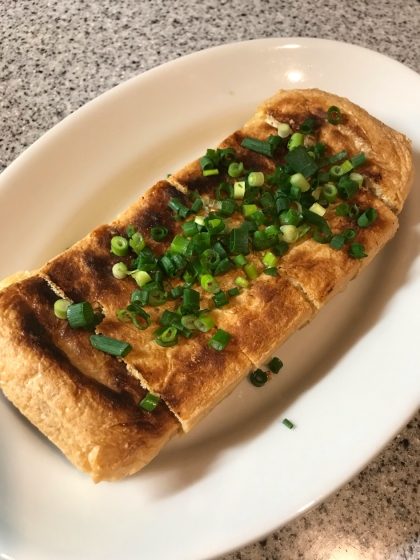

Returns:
0,89,414,482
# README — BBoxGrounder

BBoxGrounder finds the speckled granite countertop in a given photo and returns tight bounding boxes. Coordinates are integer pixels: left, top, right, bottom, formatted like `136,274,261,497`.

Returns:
1,1,420,559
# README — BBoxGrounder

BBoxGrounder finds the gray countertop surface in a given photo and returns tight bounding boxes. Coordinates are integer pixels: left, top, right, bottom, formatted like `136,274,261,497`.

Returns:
1,1,420,559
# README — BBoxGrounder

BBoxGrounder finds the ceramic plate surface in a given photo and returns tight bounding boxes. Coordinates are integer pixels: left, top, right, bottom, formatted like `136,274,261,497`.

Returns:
0,38,419,560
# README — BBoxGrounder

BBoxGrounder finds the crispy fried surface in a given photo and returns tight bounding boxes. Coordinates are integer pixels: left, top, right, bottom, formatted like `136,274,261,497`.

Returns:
253,88,413,213
0,276,179,482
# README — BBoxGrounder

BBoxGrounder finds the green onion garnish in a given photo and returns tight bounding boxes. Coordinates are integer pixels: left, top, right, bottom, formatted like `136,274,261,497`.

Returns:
233,181,246,200
110,236,129,257
262,251,278,267
342,228,357,243
212,291,229,308
154,326,178,347
112,262,128,279
208,329,231,351
349,172,363,187
194,315,216,332
337,179,359,200
203,168,219,177
250,369,268,387
214,257,233,276
336,202,350,216
313,227,332,244
220,198,237,217
282,418,294,429
54,299,71,320
191,197,203,214
263,267,278,276
228,162,244,178
280,225,298,243
290,172,310,192
183,288,200,313
348,204,360,219
248,171,265,187
272,241,289,256
284,146,318,178
230,228,249,255
357,207,377,228
201,274,221,294
134,270,152,287
287,133,304,151
277,123,291,138
233,254,248,268
243,204,258,218
244,262,258,280
118,304,151,330
193,232,211,254
180,314,198,330
67,302,94,329
327,105,342,125
340,160,353,174
182,220,199,238
268,357,283,374
330,234,345,251
228,287,240,297
216,182,234,200
204,217,225,236
321,183,338,203
241,136,280,157
126,225,135,238
151,226,168,241
349,242,368,259
131,289,149,306
90,334,132,357
235,276,249,288
139,392,160,412
170,234,191,256
129,232,146,254
350,152,367,168
329,165,344,181
299,118,314,135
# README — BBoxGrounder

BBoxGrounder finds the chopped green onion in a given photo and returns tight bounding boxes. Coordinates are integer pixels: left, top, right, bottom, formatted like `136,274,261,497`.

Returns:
170,286,184,300
203,168,219,177
228,287,240,297
151,226,168,241
251,209,266,227
193,232,211,254
342,228,357,243
272,241,289,256
262,251,278,267
327,105,342,125
134,270,152,287
243,204,258,218
220,198,237,217
112,262,128,279
287,133,304,151
284,146,318,178
313,227,332,244
280,225,298,243
278,123,291,138
233,254,248,268
299,118,314,135
201,274,221,294
321,183,338,203
248,171,265,187
191,197,203,213
235,276,249,288
212,291,229,308
182,220,199,238
280,208,302,227
228,162,244,178
330,234,345,251
194,216,206,228
336,202,350,216
282,418,294,429
214,257,233,276
126,225,136,239
170,235,191,256
297,224,311,239
309,202,326,217
241,136,279,157
350,152,367,168
276,195,290,213
194,315,216,332
148,289,167,307
230,228,249,255
290,173,311,192
120,304,151,330
328,150,348,165
200,249,220,271
349,172,363,187
250,369,268,387
54,299,71,320
263,267,277,276
329,165,344,181
129,232,146,254
244,262,258,280
268,357,283,374
357,207,377,228
349,243,368,259
183,288,200,312
67,302,94,329
180,314,198,330
111,236,129,257
233,181,246,200
348,204,360,219
131,289,149,305
260,191,274,208
216,182,234,200
208,329,231,351
90,334,132,357
338,179,359,200
340,160,354,174
139,392,160,412
154,326,178,347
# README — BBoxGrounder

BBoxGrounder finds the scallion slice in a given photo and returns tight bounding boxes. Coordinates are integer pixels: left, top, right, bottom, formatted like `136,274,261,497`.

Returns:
327,105,342,125
350,152,367,168
284,146,318,178
250,369,268,387
330,234,345,251
248,171,265,187
67,302,94,329
212,291,229,308
129,232,146,254
139,392,160,412
194,315,216,332
54,299,71,320
228,162,244,178
313,227,332,244
241,136,278,157
90,334,132,357
112,262,128,279
131,289,149,306
280,225,298,243
349,242,368,259
267,357,283,374
337,179,359,200
263,267,277,276
244,262,258,280
262,251,278,267
154,326,178,347
233,181,246,200
228,287,240,297
170,235,191,256
230,228,249,255
208,329,230,351
321,183,338,203
282,418,294,429
233,254,248,268
134,270,152,287
203,168,219,177
150,226,168,241
111,236,129,257
287,133,304,151
357,207,377,228
126,225,136,239
329,165,344,181
201,274,221,294
299,118,314,135
340,160,354,174
342,228,357,243
193,232,211,254
235,276,249,288
335,202,350,216
290,173,310,192
278,123,291,138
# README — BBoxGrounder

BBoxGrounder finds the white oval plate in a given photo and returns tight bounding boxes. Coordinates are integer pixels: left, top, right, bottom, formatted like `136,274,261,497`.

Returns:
0,38,419,560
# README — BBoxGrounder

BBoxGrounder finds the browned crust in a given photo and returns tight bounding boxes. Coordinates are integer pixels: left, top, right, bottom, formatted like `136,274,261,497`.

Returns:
0,276,179,482
252,88,413,213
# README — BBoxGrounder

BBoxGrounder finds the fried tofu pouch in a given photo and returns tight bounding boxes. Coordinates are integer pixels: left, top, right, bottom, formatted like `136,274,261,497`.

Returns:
0,88,414,481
